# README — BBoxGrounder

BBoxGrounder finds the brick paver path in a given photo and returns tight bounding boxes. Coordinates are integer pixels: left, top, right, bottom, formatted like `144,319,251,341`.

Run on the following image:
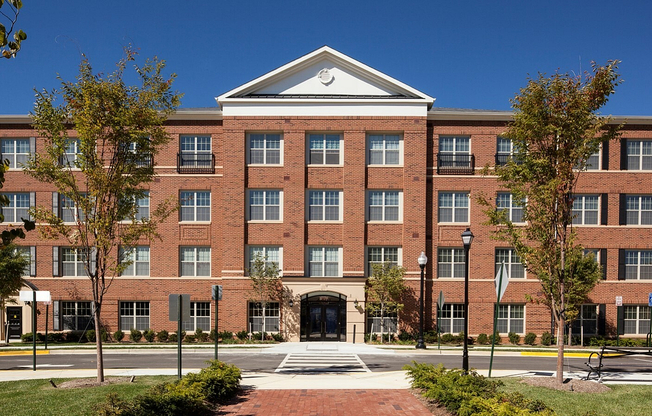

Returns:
218,389,433,415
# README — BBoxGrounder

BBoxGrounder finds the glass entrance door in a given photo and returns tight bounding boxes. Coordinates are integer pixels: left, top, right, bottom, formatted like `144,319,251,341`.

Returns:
6,307,22,339
301,293,346,342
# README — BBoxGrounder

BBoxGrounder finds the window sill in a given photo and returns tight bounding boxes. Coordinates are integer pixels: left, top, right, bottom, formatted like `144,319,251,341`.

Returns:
247,220,283,223
248,164,283,167
307,164,344,168
367,220,402,224
367,164,403,168
307,220,343,224
178,221,212,224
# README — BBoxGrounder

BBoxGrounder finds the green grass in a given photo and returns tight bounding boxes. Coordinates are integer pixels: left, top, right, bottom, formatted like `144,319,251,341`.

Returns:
499,378,652,416
0,376,176,416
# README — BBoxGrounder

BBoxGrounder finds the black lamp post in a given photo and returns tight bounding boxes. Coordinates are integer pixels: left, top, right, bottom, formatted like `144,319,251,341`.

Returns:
416,251,428,349
461,228,474,373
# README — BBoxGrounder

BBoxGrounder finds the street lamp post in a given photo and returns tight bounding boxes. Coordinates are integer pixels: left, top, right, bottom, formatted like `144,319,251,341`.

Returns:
461,228,474,373
416,252,428,349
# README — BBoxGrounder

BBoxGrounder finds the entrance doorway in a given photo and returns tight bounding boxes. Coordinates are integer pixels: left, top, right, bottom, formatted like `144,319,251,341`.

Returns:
300,292,346,342
6,307,22,340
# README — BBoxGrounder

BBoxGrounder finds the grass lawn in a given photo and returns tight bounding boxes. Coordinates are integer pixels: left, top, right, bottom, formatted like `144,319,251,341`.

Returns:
499,378,652,416
0,376,176,416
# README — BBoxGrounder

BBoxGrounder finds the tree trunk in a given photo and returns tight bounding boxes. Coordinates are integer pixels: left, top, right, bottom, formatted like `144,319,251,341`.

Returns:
94,304,104,382
556,314,565,384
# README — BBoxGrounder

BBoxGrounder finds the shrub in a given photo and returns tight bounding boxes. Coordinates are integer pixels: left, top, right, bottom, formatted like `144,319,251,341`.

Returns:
271,333,284,342
65,331,83,343
524,332,537,345
476,333,489,345
398,330,415,342
541,331,553,346
134,383,210,416
195,327,209,342
129,328,143,343
423,330,438,344
490,331,502,345
184,334,196,343
156,329,169,342
143,329,156,343
50,332,65,342
236,330,248,340
86,330,96,342
114,330,125,342
508,331,521,345
218,330,234,341
169,333,178,343
441,333,455,343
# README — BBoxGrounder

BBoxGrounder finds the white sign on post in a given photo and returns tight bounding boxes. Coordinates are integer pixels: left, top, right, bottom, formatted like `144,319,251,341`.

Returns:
19,291,51,302
495,262,509,302
616,296,623,306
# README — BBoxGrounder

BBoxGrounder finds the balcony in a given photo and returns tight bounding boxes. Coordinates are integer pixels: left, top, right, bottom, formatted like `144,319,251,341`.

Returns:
177,152,215,174
436,153,475,175
495,153,523,167
129,153,153,169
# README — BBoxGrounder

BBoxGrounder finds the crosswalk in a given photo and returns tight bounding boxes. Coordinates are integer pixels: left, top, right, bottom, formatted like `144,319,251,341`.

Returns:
275,353,370,373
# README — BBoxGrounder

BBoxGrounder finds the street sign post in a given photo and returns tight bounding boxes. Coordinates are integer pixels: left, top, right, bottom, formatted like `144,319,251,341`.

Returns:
19,290,51,371
212,285,222,360
489,262,509,377
169,294,191,379
437,291,445,350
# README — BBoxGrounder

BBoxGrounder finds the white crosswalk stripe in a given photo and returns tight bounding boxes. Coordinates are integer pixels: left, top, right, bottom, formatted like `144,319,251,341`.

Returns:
275,353,370,373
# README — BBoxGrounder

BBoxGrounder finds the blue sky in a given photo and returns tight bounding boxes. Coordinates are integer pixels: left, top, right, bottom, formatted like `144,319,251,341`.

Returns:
2,0,651,115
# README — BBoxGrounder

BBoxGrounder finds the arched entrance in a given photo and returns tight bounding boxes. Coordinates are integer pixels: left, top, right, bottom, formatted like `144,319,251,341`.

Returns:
300,292,347,342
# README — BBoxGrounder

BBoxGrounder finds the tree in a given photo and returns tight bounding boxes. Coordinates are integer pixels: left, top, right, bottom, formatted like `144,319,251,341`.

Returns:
479,61,621,384
0,0,26,59
0,243,29,342
25,48,180,382
366,262,408,343
248,253,282,339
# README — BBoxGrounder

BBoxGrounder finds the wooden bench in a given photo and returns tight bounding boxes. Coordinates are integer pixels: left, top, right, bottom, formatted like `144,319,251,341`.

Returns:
585,345,652,381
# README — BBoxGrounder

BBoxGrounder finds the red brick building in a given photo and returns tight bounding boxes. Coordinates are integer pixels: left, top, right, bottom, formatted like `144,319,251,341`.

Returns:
2,46,652,343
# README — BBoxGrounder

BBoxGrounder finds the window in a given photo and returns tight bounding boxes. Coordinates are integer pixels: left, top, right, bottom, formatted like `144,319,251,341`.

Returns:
438,136,473,173
55,193,87,223
180,191,211,222
497,304,524,334
1,138,31,168
61,247,90,277
248,301,280,333
120,301,150,331
624,250,652,280
368,134,401,165
61,138,80,167
16,246,35,277
438,192,469,223
183,302,211,332
367,247,400,275
180,247,211,277
626,139,652,170
367,307,398,333
248,133,282,165
585,151,600,170
571,304,599,335
2,192,31,222
437,248,465,278
308,247,341,277
134,192,150,221
248,246,281,274
496,193,524,223
495,248,525,279
495,137,515,166
625,195,652,225
308,133,341,165
180,135,212,166
368,191,400,221
248,190,281,221
61,301,93,331
572,195,599,225
623,305,651,335
308,190,341,221
439,304,465,334
120,246,150,276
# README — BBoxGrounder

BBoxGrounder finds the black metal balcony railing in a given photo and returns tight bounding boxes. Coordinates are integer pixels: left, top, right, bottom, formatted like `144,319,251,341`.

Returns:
130,153,153,169
495,153,524,167
177,153,215,174
437,153,475,175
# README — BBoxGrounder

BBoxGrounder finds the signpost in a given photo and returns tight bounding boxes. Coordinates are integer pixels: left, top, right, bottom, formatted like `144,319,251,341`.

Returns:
169,294,190,379
489,262,509,377
437,291,445,350
212,285,222,360
648,293,652,347
19,290,51,371
616,296,622,346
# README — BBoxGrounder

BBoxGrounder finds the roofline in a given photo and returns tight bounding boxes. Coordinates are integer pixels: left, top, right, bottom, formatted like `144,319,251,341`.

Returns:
0,110,224,124
427,110,652,125
0,115,32,124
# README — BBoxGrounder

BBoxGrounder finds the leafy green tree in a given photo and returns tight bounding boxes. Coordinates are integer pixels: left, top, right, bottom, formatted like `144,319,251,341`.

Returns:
479,61,621,383
366,262,408,343
248,253,282,339
0,0,26,59
25,48,181,381
0,243,29,342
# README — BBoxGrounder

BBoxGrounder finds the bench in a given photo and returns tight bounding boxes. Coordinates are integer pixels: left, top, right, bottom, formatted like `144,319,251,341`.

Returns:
585,345,652,381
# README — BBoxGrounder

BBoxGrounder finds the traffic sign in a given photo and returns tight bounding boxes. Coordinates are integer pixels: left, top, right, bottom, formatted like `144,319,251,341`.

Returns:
616,296,622,306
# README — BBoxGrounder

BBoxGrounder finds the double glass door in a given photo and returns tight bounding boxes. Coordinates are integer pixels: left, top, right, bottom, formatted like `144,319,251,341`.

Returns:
301,293,346,342
309,305,339,341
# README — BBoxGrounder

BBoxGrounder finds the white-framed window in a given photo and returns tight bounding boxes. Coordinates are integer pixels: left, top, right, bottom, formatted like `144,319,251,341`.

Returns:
367,306,398,333
440,136,470,156
308,133,342,165
572,304,599,335
1,192,31,222
626,195,652,225
180,247,211,277
495,248,525,279
180,191,211,222
438,192,469,223
367,133,402,165
134,192,150,221
56,193,88,223
120,246,150,276
119,301,150,331
572,194,599,225
496,136,514,166
308,246,341,277
626,139,652,170
61,247,90,277
62,301,93,331
180,135,212,167
247,246,282,275
368,190,401,222
1,138,31,168
497,304,525,334
585,150,600,170
183,302,211,332
496,192,524,223
61,138,81,167
367,247,400,276
308,190,342,221
439,304,465,334
248,301,280,333
437,248,465,278
248,190,281,221
623,305,651,335
16,245,35,277
625,250,652,280
248,133,282,165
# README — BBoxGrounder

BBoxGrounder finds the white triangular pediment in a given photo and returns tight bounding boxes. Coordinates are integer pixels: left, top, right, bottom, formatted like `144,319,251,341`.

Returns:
217,46,434,117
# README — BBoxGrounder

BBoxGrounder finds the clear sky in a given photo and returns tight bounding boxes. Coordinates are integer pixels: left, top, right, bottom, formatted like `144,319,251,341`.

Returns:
1,0,651,115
